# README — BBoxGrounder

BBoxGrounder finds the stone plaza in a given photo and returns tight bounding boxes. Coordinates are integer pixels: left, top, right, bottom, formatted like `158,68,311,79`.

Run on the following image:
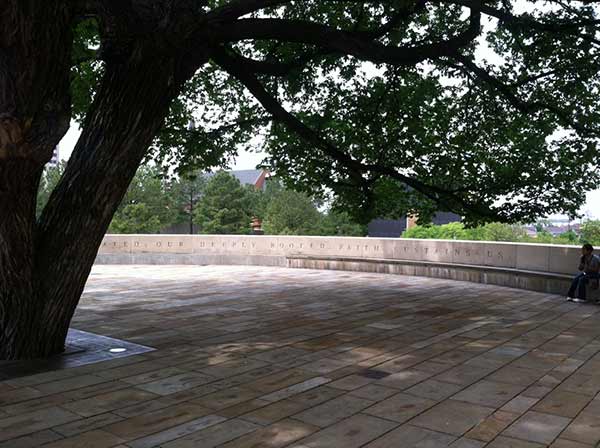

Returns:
1,264,600,447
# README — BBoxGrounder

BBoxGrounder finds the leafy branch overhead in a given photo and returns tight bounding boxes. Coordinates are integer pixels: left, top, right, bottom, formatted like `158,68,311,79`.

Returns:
72,0,600,225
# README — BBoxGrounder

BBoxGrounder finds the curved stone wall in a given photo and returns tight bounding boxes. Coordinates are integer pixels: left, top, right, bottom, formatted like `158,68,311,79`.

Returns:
96,235,582,294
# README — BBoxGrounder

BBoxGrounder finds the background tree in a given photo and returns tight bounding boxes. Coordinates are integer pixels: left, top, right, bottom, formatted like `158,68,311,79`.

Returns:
2,1,600,358
195,172,254,234
108,165,175,234
319,211,367,237
580,220,600,245
262,189,323,235
169,172,208,234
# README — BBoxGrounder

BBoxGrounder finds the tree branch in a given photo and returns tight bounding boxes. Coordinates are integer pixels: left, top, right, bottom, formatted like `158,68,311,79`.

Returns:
439,0,600,31
454,54,599,137
215,10,481,66
213,47,499,219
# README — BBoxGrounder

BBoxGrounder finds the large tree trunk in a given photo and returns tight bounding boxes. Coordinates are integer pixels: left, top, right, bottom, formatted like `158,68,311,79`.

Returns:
31,53,193,359
0,2,205,359
0,1,72,359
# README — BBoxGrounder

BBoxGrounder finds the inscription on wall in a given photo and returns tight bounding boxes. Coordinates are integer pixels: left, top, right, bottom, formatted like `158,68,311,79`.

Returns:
98,235,577,275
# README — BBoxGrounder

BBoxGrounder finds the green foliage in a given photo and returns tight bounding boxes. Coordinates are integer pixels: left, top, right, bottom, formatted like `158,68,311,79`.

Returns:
109,166,175,234
319,211,366,237
195,172,254,234
262,189,322,235
580,221,600,246
109,204,163,234
402,221,593,246
404,222,529,242
71,19,102,122
468,223,528,242
168,172,208,231
36,161,66,218
67,3,600,226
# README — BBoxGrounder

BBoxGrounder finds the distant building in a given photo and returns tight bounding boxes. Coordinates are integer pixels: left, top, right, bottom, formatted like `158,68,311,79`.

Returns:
368,212,461,238
523,223,581,237
229,169,268,190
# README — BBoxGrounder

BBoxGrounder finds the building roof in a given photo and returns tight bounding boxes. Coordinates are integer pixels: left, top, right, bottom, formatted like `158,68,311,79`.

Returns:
229,169,264,186
206,169,264,186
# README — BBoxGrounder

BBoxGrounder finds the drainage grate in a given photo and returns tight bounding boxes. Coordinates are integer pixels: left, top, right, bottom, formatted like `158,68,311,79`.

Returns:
0,329,155,380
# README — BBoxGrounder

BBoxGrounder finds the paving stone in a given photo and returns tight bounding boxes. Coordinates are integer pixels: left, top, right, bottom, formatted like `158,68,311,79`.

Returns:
160,418,260,448
288,386,345,406
198,358,270,378
293,394,375,428
449,438,486,448
410,400,496,436
522,385,553,399
0,387,44,406
503,411,571,445
1,266,593,447
558,374,600,396
0,429,63,448
364,392,436,423
127,414,226,448
34,375,108,395
560,412,600,445
103,403,210,441
241,399,311,425
112,396,182,418
53,412,124,437
134,372,213,395
250,347,312,363
218,399,271,418
121,367,187,385
488,366,546,386
452,380,525,408
190,386,262,410
486,436,546,448
378,369,431,390
261,377,331,402
365,423,456,448
466,410,519,442
405,379,463,401
328,374,374,391
218,419,318,448
63,388,157,417
96,362,182,381
349,384,399,401
533,390,591,418
39,430,125,448
0,407,80,442
550,439,595,448
245,369,317,394
296,413,398,448
434,365,493,386
501,395,540,415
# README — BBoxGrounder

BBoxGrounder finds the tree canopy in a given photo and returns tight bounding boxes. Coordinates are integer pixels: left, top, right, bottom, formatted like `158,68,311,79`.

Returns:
72,1,600,225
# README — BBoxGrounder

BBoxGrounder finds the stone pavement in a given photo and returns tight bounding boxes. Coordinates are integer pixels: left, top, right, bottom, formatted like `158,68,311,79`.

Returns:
1,265,600,448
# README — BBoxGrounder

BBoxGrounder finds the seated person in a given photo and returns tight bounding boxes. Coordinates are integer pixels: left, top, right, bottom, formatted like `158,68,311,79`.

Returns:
567,243,600,303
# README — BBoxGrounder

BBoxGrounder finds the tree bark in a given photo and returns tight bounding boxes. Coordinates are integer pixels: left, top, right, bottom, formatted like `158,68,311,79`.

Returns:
0,1,72,359
0,2,206,359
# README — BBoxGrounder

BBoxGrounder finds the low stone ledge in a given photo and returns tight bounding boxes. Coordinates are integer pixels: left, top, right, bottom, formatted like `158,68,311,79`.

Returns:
97,235,589,296
286,255,572,295
95,253,286,267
